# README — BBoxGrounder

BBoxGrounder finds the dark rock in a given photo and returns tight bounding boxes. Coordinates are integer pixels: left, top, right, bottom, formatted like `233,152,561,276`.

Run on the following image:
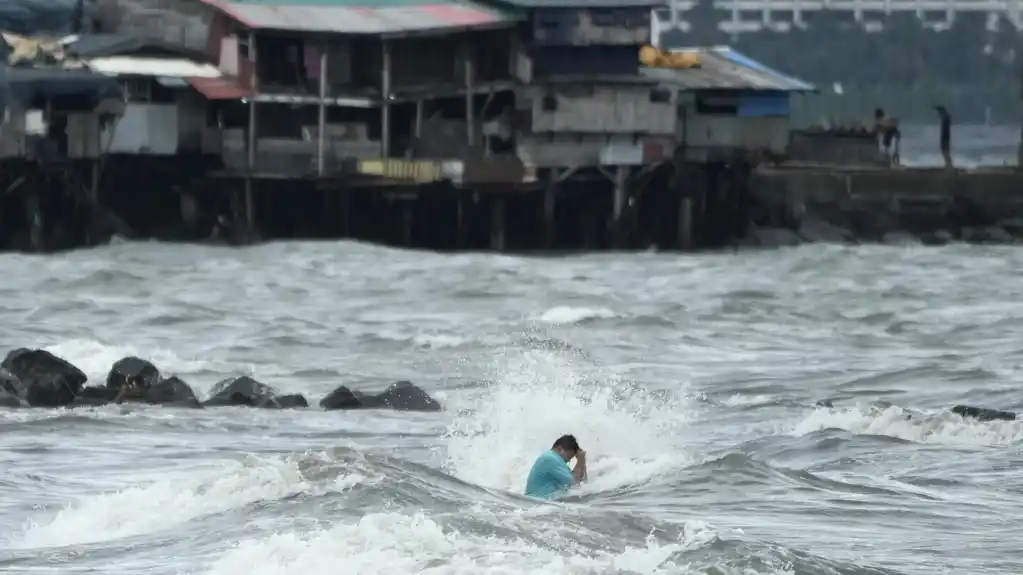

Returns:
961,226,1013,244
376,381,442,412
881,231,919,245
320,381,441,412
814,399,834,408
273,393,309,409
78,386,119,402
919,230,954,246
319,386,365,410
0,368,19,396
203,375,281,408
798,218,857,244
748,226,803,247
997,218,1023,236
0,389,24,408
107,356,161,390
950,405,1016,422
146,376,201,408
2,348,87,407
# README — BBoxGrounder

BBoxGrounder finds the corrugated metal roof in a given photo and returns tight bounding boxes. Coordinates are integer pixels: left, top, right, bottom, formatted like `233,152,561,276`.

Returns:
87,56,222,78
201,0,520,35
640,46,816,93
189,76,251,100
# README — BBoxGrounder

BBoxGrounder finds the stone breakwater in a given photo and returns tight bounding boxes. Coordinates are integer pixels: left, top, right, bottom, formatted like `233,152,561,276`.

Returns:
0,348,442,412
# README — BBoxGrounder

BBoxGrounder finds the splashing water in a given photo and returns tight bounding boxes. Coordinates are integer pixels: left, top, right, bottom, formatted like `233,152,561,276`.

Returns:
443,347,696,496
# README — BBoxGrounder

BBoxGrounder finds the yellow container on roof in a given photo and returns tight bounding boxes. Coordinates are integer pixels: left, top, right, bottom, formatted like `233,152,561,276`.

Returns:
639,45,701,69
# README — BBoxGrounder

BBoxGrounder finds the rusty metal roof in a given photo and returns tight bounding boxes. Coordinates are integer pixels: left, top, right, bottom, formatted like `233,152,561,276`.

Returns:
189,76,251,100
640,46,816,93
200,0,521,35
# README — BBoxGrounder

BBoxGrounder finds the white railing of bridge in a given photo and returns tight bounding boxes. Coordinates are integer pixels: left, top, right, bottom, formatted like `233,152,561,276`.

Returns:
658,0,1023,32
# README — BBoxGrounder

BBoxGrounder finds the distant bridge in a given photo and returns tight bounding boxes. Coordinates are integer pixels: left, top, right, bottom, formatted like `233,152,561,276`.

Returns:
655,0,1023,33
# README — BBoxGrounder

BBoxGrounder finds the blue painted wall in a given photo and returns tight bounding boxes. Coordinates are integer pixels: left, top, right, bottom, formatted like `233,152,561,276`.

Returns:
736,91,791,117
532,45,639,77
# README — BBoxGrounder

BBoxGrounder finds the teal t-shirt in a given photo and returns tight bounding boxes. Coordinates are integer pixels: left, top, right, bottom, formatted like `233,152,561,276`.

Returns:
524,450,574,499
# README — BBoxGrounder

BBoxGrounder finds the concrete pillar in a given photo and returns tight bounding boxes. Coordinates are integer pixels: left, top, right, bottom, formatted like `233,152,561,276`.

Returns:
490,197,505,251
543,168,558,248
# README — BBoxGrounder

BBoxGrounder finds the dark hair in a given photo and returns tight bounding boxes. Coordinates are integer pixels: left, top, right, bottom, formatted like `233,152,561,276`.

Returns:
552,434,580,452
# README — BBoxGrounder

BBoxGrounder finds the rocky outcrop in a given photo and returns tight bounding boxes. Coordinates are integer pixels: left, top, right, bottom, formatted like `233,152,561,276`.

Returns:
145,376,201,408
203,376,308,409
2,348,88,407
950,405,1017,422
0,349,439,413
320,381,441,412
107,356,161,391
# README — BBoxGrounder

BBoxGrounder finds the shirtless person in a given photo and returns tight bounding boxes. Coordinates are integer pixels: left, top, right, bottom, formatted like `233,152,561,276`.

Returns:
524,434,587,500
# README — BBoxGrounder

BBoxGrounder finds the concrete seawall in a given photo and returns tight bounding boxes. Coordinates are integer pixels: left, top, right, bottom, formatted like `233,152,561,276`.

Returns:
747,166,1023,247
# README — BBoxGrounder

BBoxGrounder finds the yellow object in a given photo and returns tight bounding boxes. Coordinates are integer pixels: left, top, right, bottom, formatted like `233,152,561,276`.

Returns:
639,45,701,69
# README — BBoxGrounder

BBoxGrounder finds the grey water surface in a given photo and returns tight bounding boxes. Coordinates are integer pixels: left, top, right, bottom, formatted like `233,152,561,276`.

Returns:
0,239,1020,575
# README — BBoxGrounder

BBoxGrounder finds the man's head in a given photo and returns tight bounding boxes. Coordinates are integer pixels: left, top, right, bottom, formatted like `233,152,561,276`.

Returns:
551,434,580,461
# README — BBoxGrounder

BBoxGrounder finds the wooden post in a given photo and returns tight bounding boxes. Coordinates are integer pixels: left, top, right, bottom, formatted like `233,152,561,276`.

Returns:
543,168,558,248
316,44,328,175
455,196,466,248
381,40,391,158
415,99,423,139
490,197,505,251
400,199,414,246
464,37,474,147
612,165,627,247
245,31,258,234
678,196,693,249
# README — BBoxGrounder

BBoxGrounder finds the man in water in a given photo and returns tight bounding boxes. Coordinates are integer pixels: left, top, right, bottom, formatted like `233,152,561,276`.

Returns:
524,434,587,500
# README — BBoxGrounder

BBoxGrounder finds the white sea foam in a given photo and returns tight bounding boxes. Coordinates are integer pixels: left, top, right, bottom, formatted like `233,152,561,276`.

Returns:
11,455,365,549
537,306,618,325
443,348,694,496
203,511,691,575
791,403,1023,446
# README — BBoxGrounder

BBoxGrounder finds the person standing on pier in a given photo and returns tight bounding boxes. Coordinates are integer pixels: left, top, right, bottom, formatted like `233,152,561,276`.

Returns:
935,105,952,169
873,108,901,167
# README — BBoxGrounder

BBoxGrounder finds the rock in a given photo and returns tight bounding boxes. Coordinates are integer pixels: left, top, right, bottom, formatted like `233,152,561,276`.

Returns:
997,218,1023,237
203,375,284,408
319,386,366,410
961,226,1013,244
919,230,953,246
1,348,87,407
814,399,834,408
798,218,857,244
881,231,919,245
376,381,442,412
320,381,441,412
77,386,119,402
0,368,19,396
748,226,803,247
273,393,309,409
0,389,24,408
107,356,161,390
146,376,201,408
950,405,1016,422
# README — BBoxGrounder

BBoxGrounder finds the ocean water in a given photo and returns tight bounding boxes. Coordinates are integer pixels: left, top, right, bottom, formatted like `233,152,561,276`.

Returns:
0,240,1021,574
